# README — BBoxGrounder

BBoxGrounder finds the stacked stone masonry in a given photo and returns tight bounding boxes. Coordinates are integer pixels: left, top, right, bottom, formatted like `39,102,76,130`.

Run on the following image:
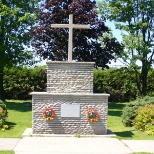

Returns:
32,93,109,134
47,62,94,93
31,62,109,135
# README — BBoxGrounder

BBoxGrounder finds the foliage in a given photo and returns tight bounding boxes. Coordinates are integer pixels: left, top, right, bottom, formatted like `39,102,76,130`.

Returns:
146,69,154,96
0,100,8,131
122,96,154,127
108,102,154,140
3,66,46,100
145,124,154,136
30,0,123,68
94,67,138,102
3,66,154,101
0,0,36,67
134,104,154,135
0,0,37,100
98,0,154,97
94,67,154,102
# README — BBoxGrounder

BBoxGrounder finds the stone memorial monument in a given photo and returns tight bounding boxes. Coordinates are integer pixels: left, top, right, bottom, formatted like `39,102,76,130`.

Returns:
31,14,109,135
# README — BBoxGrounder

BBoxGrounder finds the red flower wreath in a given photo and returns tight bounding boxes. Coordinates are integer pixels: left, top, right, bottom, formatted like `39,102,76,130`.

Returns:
86,108,99,122
42,108,55,121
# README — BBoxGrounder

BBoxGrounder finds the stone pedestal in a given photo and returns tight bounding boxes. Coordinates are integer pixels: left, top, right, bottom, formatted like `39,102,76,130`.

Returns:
47,62,94,93
31,62,109,135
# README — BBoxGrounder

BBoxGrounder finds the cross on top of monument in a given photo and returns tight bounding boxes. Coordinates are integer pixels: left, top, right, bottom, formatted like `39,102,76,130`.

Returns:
51,14,90,62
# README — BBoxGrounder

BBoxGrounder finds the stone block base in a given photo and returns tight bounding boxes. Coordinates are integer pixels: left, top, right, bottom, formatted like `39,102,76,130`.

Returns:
31,92,109,135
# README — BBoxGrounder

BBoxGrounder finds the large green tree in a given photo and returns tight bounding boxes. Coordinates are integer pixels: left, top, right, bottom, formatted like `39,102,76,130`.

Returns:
98,0,154,97
0,0,36,100
30,0,123,68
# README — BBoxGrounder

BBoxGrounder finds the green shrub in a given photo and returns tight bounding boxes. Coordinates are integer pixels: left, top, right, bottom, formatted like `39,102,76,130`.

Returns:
122,96,154,127
94,67,154,102
3,66,154,101
134,104,154,135
3,66,46,100
122,101,139,126
145,124,154,135
0,100,8,131
94,67,138,102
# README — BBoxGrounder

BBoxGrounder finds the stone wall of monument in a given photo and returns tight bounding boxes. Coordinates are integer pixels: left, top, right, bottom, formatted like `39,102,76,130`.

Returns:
32,93,109,135
31,61,109,135
47,62,94,93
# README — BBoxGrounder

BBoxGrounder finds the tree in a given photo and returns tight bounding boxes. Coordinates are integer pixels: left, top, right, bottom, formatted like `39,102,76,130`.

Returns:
30,0,123,68
0,0,36,100
98,0,154,97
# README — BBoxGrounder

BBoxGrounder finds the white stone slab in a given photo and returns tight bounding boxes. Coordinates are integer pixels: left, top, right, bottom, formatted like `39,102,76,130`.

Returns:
61,104,80,117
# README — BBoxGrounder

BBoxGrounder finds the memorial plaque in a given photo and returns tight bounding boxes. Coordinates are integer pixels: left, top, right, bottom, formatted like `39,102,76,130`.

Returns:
61,104,80,117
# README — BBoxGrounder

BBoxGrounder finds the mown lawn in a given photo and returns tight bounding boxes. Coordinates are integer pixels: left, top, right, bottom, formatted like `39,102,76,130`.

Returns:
0,151,14,154
133,152,153,154
0,100,32,138
0,100,153,140
108,103,154,140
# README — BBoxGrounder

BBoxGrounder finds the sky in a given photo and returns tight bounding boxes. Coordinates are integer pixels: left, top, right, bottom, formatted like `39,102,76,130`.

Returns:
104,21,125,67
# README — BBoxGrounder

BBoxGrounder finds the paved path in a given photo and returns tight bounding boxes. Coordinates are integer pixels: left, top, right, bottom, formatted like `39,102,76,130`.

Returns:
123,140,154,153
0,138,20,151
14,137,131,154
0,137,154,154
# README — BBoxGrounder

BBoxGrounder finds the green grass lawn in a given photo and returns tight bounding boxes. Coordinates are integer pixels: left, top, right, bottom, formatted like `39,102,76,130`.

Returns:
0,100,153,140
108,103,154,140
0,100,32,138
133,152,153,154
0,151,14,154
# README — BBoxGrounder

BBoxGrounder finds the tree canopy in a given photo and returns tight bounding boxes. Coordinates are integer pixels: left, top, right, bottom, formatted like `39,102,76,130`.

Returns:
0,0,36,100
98,0,154,96
0,0,36,68
30,0,123,68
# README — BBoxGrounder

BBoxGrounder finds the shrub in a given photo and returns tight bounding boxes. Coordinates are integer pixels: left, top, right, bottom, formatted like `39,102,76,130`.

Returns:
122,96,154,127
122,101,139,126
3,66,154,101
145,123,154,135
94,67,154,102
3,66,46,100
94,67,138,102
134,104,154,135
0,100,8,131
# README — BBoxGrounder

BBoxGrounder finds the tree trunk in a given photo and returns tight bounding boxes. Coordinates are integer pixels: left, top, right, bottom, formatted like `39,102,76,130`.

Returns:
0,69,5,101
141,63,148,97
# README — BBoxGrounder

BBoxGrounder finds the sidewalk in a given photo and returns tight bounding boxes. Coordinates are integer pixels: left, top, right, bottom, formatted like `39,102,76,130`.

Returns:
1,137,132,154
0,138,20,151
0,129,154,154
1,137,154,154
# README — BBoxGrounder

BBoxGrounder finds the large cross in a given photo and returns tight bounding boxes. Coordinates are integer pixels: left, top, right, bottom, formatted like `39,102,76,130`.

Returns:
51,14,90,62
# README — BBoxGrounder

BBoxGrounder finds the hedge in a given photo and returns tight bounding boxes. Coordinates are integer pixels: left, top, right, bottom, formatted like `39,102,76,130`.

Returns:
3,66,46,100
94,67,138,102
3,66,154,101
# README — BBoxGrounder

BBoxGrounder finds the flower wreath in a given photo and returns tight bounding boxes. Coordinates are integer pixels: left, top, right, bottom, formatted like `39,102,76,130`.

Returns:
42,108,55,121
86,108,99,122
